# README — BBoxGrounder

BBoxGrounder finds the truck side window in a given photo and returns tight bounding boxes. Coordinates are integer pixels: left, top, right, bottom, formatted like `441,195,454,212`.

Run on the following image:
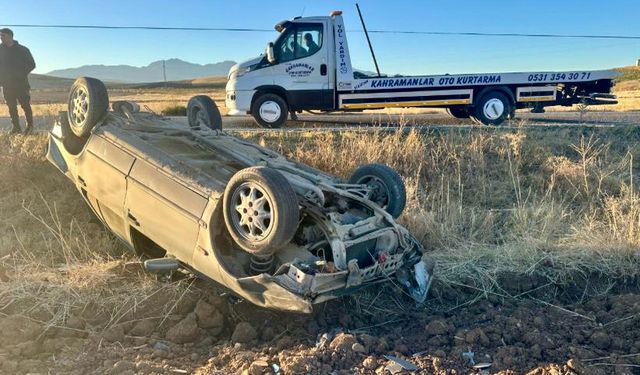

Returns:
275,24,323,63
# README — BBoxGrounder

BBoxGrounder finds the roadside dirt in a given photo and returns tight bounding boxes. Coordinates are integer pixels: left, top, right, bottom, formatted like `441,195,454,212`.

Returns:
2,274,639,375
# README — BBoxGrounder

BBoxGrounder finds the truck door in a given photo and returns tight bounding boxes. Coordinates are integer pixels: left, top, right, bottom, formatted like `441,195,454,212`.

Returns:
271,21,333,110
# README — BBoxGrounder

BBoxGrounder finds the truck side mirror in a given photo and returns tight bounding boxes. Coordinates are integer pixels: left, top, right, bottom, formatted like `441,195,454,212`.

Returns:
266,42,276,64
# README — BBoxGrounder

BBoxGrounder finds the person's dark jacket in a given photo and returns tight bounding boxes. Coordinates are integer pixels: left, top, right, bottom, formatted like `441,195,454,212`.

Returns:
0,41,35,90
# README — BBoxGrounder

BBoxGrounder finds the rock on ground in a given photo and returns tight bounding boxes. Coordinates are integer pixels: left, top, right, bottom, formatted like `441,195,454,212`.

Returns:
232,322,257,344
165,313,201,344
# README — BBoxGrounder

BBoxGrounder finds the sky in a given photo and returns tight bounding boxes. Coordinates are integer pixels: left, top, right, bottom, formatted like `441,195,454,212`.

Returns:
3,0,640,76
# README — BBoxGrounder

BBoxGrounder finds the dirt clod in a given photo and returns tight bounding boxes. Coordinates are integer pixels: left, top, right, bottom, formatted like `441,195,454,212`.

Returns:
102,324,125,343
249,359,270,375
130,319,157,337
232,322,258,344
329,333,358,352
194,299,224,333
352,342,367,353
165,313,201,344
425,319,452,336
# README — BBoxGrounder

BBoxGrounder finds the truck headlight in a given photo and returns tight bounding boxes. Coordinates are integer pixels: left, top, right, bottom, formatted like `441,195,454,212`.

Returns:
235,67,252,78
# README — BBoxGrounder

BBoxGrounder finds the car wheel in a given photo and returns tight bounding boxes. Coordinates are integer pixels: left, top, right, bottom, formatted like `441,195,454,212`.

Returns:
223,167,299,255
349,163,406,218
252,93,288,128
187,95,222,131
67,77,109,137
472,91,512,126
446,106,470,119
59,111,89,155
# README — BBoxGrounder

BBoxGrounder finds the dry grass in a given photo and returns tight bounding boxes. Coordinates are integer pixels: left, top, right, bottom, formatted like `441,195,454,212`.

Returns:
2,121,640,328
243,122,640,300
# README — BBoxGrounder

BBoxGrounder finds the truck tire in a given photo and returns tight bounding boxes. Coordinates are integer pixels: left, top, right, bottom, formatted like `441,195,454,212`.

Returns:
349,163,406,218
187,95,222,131
252,93,288,128
472,91,512,126
67,77,109,137
446,106,470,119
223,167,299,255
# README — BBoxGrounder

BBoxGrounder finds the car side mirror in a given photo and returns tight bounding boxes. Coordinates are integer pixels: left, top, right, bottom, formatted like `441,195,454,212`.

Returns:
266,42,276,64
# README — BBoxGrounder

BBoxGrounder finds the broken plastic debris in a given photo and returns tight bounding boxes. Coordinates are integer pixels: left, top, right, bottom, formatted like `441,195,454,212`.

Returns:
462,350,475,365
271,363,280,373
383,355,419,371
473,363,492,374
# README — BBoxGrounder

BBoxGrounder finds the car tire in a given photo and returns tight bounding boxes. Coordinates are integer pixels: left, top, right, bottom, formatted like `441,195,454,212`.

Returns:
446,106,470,119
349,163,406,218
67,77,109,137
223,167,299,255
472,91,512,126
59,111,89,155
187,95,222,131
252,93,288,128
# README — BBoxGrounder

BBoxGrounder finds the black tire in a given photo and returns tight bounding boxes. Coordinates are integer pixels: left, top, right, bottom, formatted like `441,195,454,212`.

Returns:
67,77,109,137
252,93,288,128
187,95,222,131
59,111,88,155
223,167,299,255
446,106,470,119
349,164,406,218
112,100,140,114
472,91,512,126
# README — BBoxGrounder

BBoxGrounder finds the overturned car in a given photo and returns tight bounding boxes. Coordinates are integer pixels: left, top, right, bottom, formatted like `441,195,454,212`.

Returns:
47,77,431,313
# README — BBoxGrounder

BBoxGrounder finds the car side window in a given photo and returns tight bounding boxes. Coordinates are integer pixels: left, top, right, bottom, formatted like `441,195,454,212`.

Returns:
275,23,323,64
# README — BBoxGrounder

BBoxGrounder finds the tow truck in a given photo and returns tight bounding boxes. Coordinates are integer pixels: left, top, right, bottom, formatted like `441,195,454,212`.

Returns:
225,10,618,127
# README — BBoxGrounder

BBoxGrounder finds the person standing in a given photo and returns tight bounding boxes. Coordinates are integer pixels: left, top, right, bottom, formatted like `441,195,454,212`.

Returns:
0,28,35,134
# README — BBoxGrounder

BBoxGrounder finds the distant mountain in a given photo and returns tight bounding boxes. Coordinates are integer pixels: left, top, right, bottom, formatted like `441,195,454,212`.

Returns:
29,74,75,90
47,59,236,83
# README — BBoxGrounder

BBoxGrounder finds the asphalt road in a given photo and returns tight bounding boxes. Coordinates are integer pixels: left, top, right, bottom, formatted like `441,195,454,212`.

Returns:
2,110,639,134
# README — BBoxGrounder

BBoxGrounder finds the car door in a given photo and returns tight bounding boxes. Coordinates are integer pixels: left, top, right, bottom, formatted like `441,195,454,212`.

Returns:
271,21,333,110
125,158,208,262
76,135,134,240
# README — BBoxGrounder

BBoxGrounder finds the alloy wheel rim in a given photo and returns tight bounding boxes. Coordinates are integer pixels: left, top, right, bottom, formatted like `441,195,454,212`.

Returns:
230,182,274,241
70,87,89,126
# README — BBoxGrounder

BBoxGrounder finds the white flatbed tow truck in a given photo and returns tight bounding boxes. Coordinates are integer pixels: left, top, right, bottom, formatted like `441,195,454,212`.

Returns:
225,10,618,127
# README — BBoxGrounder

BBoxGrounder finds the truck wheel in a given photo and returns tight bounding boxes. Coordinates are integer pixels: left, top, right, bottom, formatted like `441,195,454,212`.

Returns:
472,91,512,126
349,163,406,218
67,77,109,137
223,167,299,255
446,106,470,119
187,95,222,131
252,93,288,128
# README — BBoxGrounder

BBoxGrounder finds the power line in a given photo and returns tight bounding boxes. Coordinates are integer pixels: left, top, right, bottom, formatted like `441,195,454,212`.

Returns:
2,23,640,40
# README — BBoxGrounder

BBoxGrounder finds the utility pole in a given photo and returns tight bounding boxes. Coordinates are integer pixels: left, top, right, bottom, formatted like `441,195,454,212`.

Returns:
162,59,167,87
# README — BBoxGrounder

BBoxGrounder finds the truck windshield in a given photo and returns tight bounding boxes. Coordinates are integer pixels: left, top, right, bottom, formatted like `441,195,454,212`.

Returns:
273,23,323,64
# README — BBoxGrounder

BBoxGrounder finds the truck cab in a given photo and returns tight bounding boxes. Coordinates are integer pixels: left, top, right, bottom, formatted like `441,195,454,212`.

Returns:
226,15,338,127
226,11,617,127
